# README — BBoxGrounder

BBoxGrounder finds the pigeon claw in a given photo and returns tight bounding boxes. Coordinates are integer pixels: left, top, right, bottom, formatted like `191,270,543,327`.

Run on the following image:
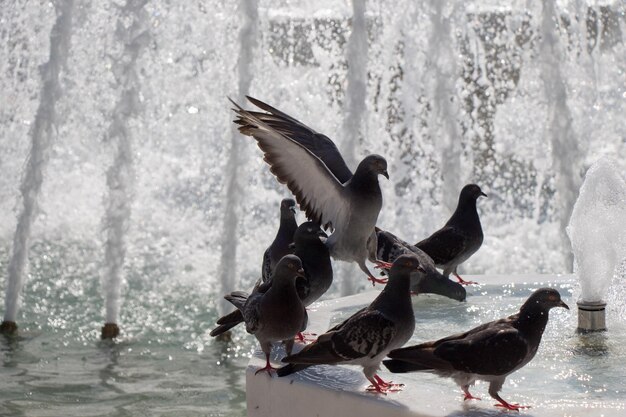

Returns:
453,273,478,286
374,261,393,270
368,275,389,286
254,363,278,377
463,393,482,401
494,401,530,411
295,332,317,343
366,375,403,394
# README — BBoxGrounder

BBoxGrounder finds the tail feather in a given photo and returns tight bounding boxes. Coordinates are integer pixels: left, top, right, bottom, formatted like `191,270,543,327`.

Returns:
217,309,243,325
210,320,241,337
383,359,433,373
224,291,249,311
276,363,312,377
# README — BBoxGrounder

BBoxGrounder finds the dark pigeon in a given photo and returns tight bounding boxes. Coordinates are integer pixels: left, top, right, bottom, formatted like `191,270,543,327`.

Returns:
277,254,422,394
415,184,487,285
262,198,298,282
232,96,390,285
224,255,308,376
210,221,332,339
376,228,466,302
292,221,333,307
383,288,569,410
210,198,297,337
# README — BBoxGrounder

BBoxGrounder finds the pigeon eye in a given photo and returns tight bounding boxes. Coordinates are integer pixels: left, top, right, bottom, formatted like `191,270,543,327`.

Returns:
288,263,294,269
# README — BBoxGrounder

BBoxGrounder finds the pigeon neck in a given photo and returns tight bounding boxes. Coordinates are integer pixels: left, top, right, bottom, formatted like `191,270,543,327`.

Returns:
515,305,550,339
372,271,412,314
277,216,298,241
349,167,380,194
447,197,480,228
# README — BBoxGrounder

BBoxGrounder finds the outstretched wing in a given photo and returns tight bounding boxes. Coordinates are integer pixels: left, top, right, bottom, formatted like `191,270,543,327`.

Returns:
282,309,396,365
242,96,353,183
232,99,349,230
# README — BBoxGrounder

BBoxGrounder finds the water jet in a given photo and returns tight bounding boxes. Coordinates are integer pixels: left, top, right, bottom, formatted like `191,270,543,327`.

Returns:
567,157,626,333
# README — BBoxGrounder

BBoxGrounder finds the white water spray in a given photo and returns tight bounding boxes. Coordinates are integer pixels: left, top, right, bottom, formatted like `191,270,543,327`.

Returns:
218,0,259,314
539,0,583,272
101,0,151,329
339,0,368,296
425,0,463,212
2,0,74,328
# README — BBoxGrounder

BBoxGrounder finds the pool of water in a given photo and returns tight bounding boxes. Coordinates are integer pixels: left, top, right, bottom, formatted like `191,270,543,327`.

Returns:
0,242,254,417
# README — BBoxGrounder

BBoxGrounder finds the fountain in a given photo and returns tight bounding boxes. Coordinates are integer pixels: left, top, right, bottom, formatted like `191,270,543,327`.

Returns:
567,157,626,332
0,0,625,415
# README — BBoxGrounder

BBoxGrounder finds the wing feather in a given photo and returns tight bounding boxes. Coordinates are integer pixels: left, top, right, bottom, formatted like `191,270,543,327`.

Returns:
232,100,348,229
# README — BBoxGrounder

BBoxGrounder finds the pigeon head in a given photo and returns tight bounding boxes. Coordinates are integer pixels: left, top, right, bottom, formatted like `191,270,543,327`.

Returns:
460,184,487,201
390,254,425,276
280,198,297,218
357,154,389,179
294,221,327,246
273,255,305,281
523,288,569,312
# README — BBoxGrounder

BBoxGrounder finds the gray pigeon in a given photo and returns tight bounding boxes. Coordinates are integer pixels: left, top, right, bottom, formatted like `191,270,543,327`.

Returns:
277,254,422,393
224,255,308,376
231,97,390,285
415,184,487,285
383,288,569,410
375,228,466,302
262,198,298,282
292,221,333,307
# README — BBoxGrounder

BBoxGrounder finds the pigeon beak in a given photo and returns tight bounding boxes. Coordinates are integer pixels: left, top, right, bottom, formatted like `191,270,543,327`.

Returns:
296,268,305,278
289,206,297,214
558,300,570,310
480,191,488,198
288,242,295,249
318,236,328,244
382,170,389,180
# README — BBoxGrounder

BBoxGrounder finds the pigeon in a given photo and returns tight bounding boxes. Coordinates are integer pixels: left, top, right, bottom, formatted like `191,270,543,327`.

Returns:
292,221,333,307
415,184,487,285
223,254,308,376
375,228,466,302
231,96,391,285
383,288,569,410
262,198,298,282
210,221,331,339
210,198,297,338
276,254,422,393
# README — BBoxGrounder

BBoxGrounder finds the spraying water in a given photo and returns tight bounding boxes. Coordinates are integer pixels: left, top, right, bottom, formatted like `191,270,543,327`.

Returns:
425,0,463,212
0,1,624,328
218,0,259,314
2,0,74,329
101,0,151,330
567,157,626,304
338,0,368,296
539,0,583,273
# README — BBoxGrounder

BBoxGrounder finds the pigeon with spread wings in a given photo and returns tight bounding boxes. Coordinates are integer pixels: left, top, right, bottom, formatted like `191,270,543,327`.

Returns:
232,97,390,285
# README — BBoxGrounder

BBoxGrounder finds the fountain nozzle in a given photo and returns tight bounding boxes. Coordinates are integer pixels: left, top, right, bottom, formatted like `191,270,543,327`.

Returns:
0,320,18,335
101,322,120,339
577,300,606,333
